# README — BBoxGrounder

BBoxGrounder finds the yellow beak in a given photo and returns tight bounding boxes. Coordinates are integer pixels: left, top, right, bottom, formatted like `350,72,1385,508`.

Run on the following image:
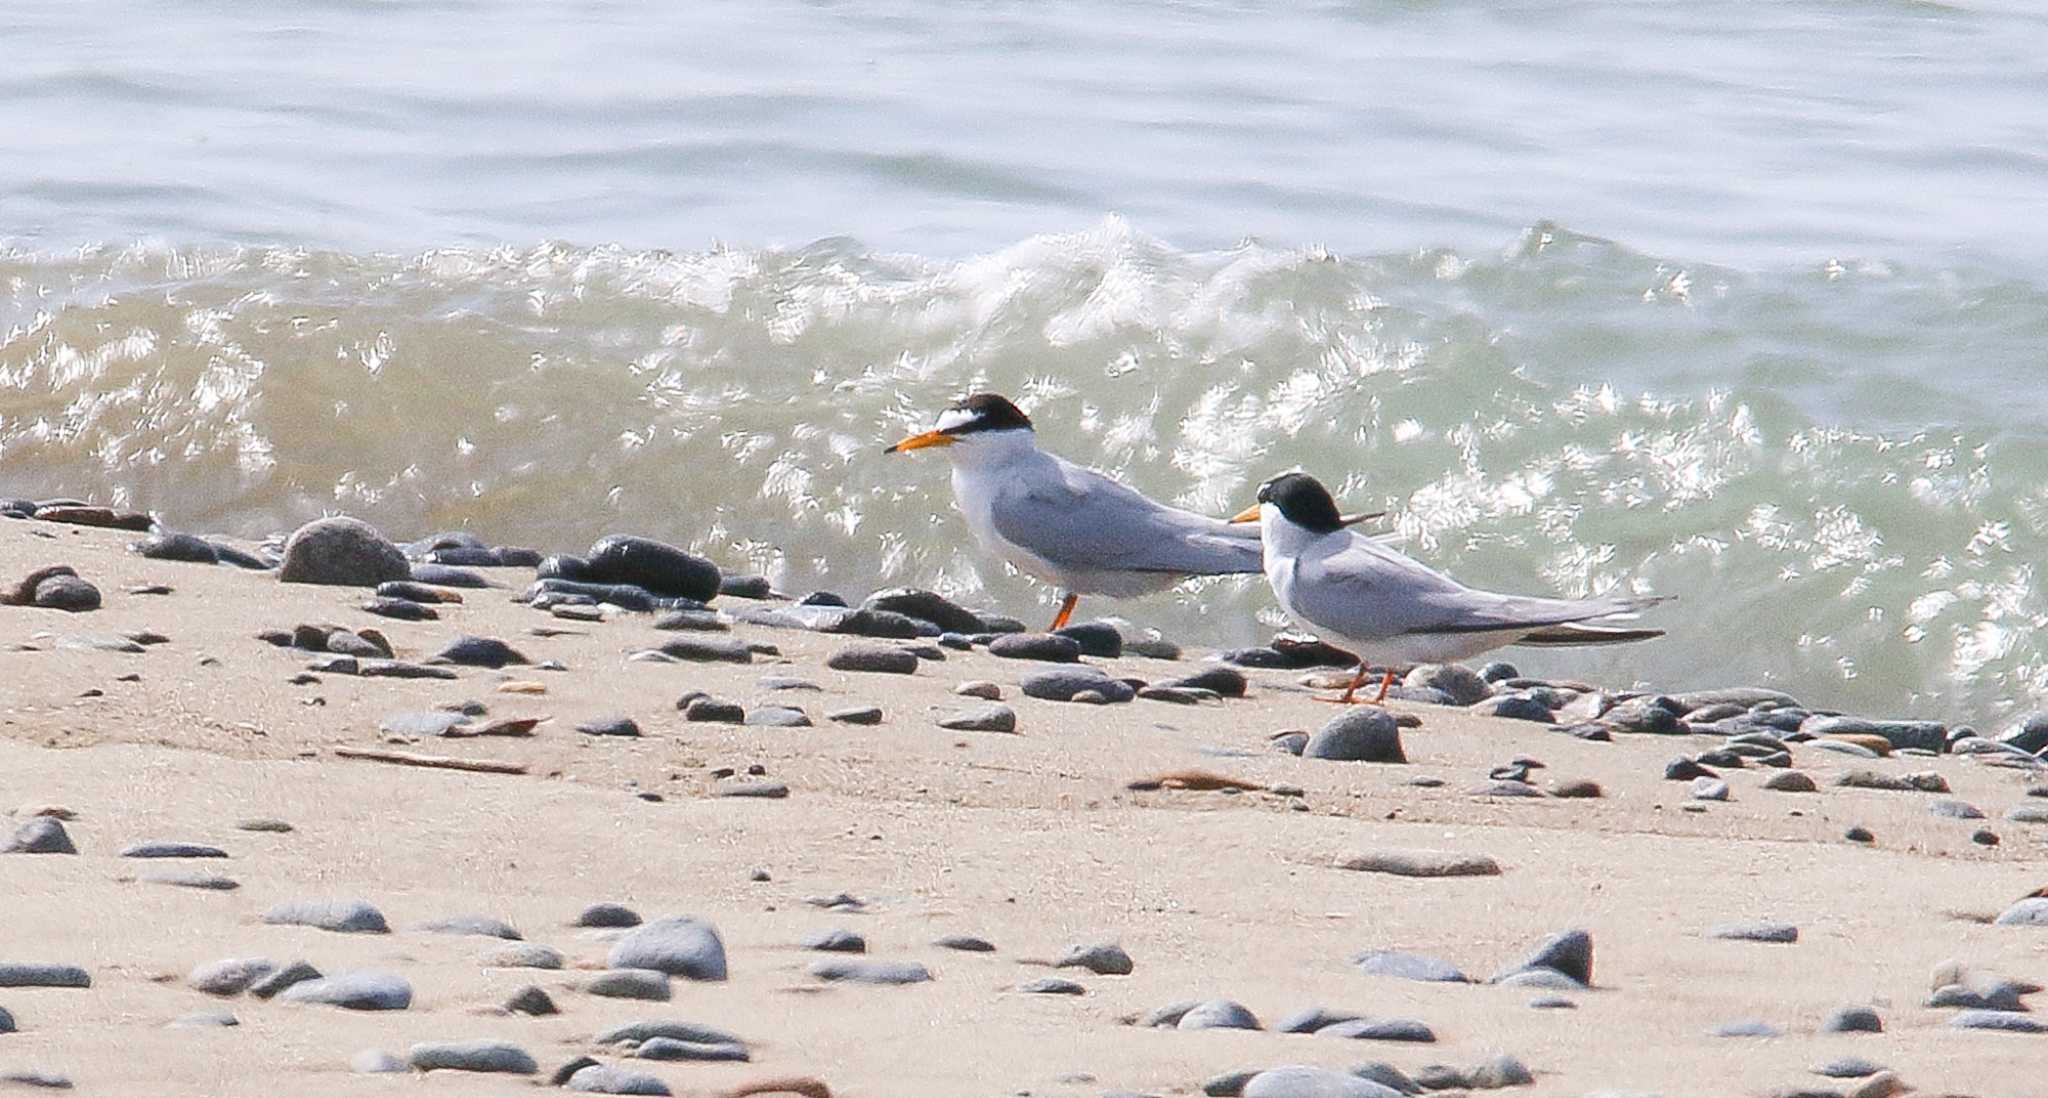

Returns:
884,429,957,454
1229,505,1261,524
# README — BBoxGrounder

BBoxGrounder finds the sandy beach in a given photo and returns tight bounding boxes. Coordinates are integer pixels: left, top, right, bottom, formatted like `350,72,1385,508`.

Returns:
3,513,2046,1098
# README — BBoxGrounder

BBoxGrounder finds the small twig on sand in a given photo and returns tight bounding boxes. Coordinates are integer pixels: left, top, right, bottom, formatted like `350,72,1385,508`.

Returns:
332,747,526,775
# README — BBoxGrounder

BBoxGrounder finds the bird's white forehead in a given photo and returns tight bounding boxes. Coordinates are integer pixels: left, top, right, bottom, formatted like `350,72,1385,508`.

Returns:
935,407,980,432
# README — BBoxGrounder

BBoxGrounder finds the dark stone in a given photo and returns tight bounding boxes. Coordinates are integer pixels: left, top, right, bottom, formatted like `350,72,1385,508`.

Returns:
1709,922,1798,944
718,574,773,599
247,960,322,999
323,629,388,658
1019,667,1135,703
1407,664,1490,706
1303,709,1405,763
1017,976,1086,995
655,636,753,664
1763,770,1818,792
860,588,986,632
989,633,1084,663
536,554,592,582
408,563,492,588
1218,646,1293,668
429,635,529,668
683,698,746,724
210,542,274,570
135,532,219,564
1603,697,1682,734
584,968,672,1001
1479,661,1519,683
654,609,727,631
607,916,728,980
1318,1018,1434,1042
577,716,642,737
4,817,77,854
1474,694,1554,722
808,958,932,985
934,935,995,952
426,547,506,567
407,1040,536,1073
280,970,412,1010
262,898,389,933
566,1065,671,1095
1162,666,1248,698
1845,825,1875,843
1053,621,1123,658
825,644,919,675
584,535,721,602
279,517,410,587
799,590,847,607
361,597,437,621
1055,943,1133,975
744,707,811,727
376,581,460,603
802,928,867,953
0,963,90,988
937,703,1016,733
30,574,100,612
506,985,558,1015
1176,999,1260,1031
358,659,457,679
1821,1006,1882,1033
1275,1006,1362,1034
1665,756,1716,781
120,840,228,859
1492,928,1592,987
1270,635,1361,667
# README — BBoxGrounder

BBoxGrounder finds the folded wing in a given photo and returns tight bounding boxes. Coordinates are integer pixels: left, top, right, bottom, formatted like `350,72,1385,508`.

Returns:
989,459,1263,577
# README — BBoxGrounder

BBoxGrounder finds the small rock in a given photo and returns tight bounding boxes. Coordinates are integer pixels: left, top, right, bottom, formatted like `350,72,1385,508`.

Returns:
1691,777,1730,801
407,1039,538,1074
31,574,102,612
1017,975,1087,995
1492,928,1592,987
279,970,413,1010
1465,1054,1535,1088
652,636,754,664
0,1071,73,1090
1339,850,1499,878
825,706,883,725
1929,799,1985,820
141,868,239,890
584,968,672,1001
1822,1006,1882,1033
990,633,1085,662
826,644,919,675
860,588,986,633
1053,621,1123,658
1303,709,1405,763
0,964,90,989
567,1066,673,1095
1763,770,1818,792
715,780,790,799
418,914,522,940
607,915,728,980
1949,1009,2046,1033
1993,897,2048,926
802,929,866,954
279,517,411,587
1177,998,1261,1030
745,706,812,727
575,903,642,928
1019,667,1135,703
1275,1007,1362,1034
188,957,276,996
1240,1067,1398,1098
481,943,564,969
578,716,643,737
1814,1056,1886,1079
1055,943,1133,976
634,1037,749,1061
1318,1018,1435,1043
4,817,77,854
1353,949,1469,983
262,898,388,933
1163,666,1248,697
430,635,530,668
120,840,228,859
505,985,558,1015
808,958,931,985
1711,1019,1781,1037
1709,922,1798,944
955,680,1002,700
584,535,721,602
937,703,1017,733
247,961,321,999
1549,778,1602,798
1405,664,1489,706
934,935,995,952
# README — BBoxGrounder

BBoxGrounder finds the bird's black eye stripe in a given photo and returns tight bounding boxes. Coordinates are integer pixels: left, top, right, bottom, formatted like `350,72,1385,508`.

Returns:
941,393,1033,434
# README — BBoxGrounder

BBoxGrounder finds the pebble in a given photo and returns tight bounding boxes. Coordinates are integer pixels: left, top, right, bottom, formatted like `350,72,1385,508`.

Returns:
1821,1006,1883,1033
1492,928,1592,987
1811,739,1881,759
583,535,721,602
825,706,883,725
1710,922,1798,944
1993,897,2048,926
720,574,774,599
1814,1056,1886,1078
1475,694,1554,722
1303,709,1405,763
1176,998,1261,1030
1763,770,1818,792
567,1066,673,1095
1053,621,1123,658
167,1010,239,1028
1339,850,1499,878
860,588,987,633
1711,1019,1781,1037
1138,686,1214,704
247,961,321,999
1466,1055,1535,1088
418,914,522,939
31,574,102,612
4,817,77,854
188,958,274,996
505,985,558,1015
0,1071,73,1090
1055,943,1133,975
745,706,813,727
1664,756,1715,781
716,780,790,799
481,943,564,969
802,929,867,953
408,1040,538,1074
577,716,643,737
1528,994,1576,1009
1318,1018,1435,1042
430,635,530,668
1690,777,1730,800
361,595,438,620
1928,799,1985,819
1018,976,1086,995
1240,1066,1401,1098
808,958,932,985
1274,1007,1361,1033
683,697,746,723
934,935,996,952
262,897,389,933
278,517,411,586
1550,778,1602,798
0,964,90,989
937,703,1017,733
279,970,413,1010
1844,825,1875,843
575,903,643,928
120,840,228,859
651,636,754,664
757,675,822,691
826,643,920,674
1140,1001,1198,1027
607,916,729,980
1162,667,1248,697
655,608,728,631
377,580,462,603
593,1020,746,1047
1949,1009,2046,1033
1352,949,1470,983
584,968,672,1001
359,659,458,679
955,680,1002,700
1406,664,1490,705
634,1037,749,1061
141,868,239,890
990,633,1084,662
1019,667,1135,703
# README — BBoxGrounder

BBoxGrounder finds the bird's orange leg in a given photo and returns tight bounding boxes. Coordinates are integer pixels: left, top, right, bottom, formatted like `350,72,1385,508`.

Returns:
1048,592,1078,632
1320,666,1394,705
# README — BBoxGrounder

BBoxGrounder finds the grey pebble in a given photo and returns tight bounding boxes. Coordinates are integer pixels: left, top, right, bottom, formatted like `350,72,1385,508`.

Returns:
1317,1017,1434,1042
989,633,1083,662
1056,942,1133,975
650,636,753,664
583,968,672,1001
1949,1009,2046,1033
567,1065,672,1095
1162,666,1248,697
2006,804,2048,824
1763,770,1819,793
0,1071,73,1090
407,1039,537,1074
351,1049,407,1074
1019,666,1135,703
505,985,558,1015
802,928,866,953
655,608,728,632
0,964,90,989
1992,897,2048,926
955,680,1002,700
1240,1066,1403,1098
593,1020,745,1047
380,710,470,737
1821,1005,1883,1033
1407,663,1490,705
938,703,1017,733
826,705,884,725
1018,976,1086,995
1690,777,1730,801
429,635,530,668
262,897,387,933
1339,850,1498,878
280,970,412,1010
1275,1006,1361,1033
1352,949,1469,983
1814,1056,1885,1078
1529,994,1576,1009
1709,922,1798,944
607,915,728,980
1711,1019,1782,1037
1467,1055,1535,1088
1492,927,1592,987
247,960,321,999
934,935,995,952
1303,709,1405,763
633,1037,749,1061
577,716,642,737
417,914,521,939
481,943,564,969
32,574,102,612
756,675,822,691
826,643,919,674
1929,798,1985,819
187,957,275,996
361,596,437,620
4,818,76,855
807,958,932,985
715,779,790,799
1177,998,1260,1030
574,902,642,928
745,706,812,727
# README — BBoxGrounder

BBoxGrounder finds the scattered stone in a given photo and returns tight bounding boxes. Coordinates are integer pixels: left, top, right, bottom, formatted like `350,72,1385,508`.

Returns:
746,706,813,727
1339,850,1499,878
825,706,882,725
1492,928,1592,987
167,1009,239,1028
1465,1054,1535,1088
1318,1018,1435,1043
1993,897,2048,926
1353,949,1470,983
584,535,721,602
1405,664,1489,705
1056,943,1133,975
135,533,222,565
990,633,1084,662
634,1037,749,1061
1164,666,1249,698
481,943,564,969
1019,667,1136,703
592,1019,747,1047
29,573,100,612
826,644,919,674
607,916,728,980
1929,799,1985,820
584,968,672,1001
1549,778,1602,798
0,1071,73,1090
1664,756,1715,781
1949,1009,2047,1033
575,903,642,928
651,636,753,664
1240,1066,1400,1098
0,964,90,989
1304,709,1405,763
937,703,1017,733
351,1049,407,1074
1015,975,1087,996
408,1040,538,1074
1844,826,1875,844
860,589,986,633
505,985,558,1015
418,914,522,940
1814,1056,1886,1079
955,680,1002,700
567,1065,673,1095
1053,621,1123,658
120,839,228,859
429,636,529,668
4,818,77,854
262,898,389,933
1691,777,1730,801
1763,770,1818,792
1710,922,1798,944
934,935,995,952
715,780,791,799
141,868,239,890
247,961,321,999
1177,999,1260,1030
279,517,410,587
188,957,275,996
279,970,413,1010
808,958,931,985
802,929,866,954
1822,1006,1883,1033
578,716,643,737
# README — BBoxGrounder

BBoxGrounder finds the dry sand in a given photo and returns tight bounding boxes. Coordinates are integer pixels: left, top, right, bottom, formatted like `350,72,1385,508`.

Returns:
2,518,2046,1097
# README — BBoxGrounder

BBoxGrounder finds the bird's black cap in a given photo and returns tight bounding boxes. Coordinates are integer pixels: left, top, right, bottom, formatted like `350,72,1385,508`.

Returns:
942,392,1034,434
1256,472,1347,534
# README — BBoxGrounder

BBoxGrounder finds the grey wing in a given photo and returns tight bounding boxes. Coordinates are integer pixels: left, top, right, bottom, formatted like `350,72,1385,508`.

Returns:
1299,534,1662,639
988,463,1263,577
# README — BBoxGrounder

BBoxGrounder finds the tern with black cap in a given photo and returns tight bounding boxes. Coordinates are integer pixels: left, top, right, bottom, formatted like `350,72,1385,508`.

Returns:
1232,471,1667,704
887,393,1283,631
